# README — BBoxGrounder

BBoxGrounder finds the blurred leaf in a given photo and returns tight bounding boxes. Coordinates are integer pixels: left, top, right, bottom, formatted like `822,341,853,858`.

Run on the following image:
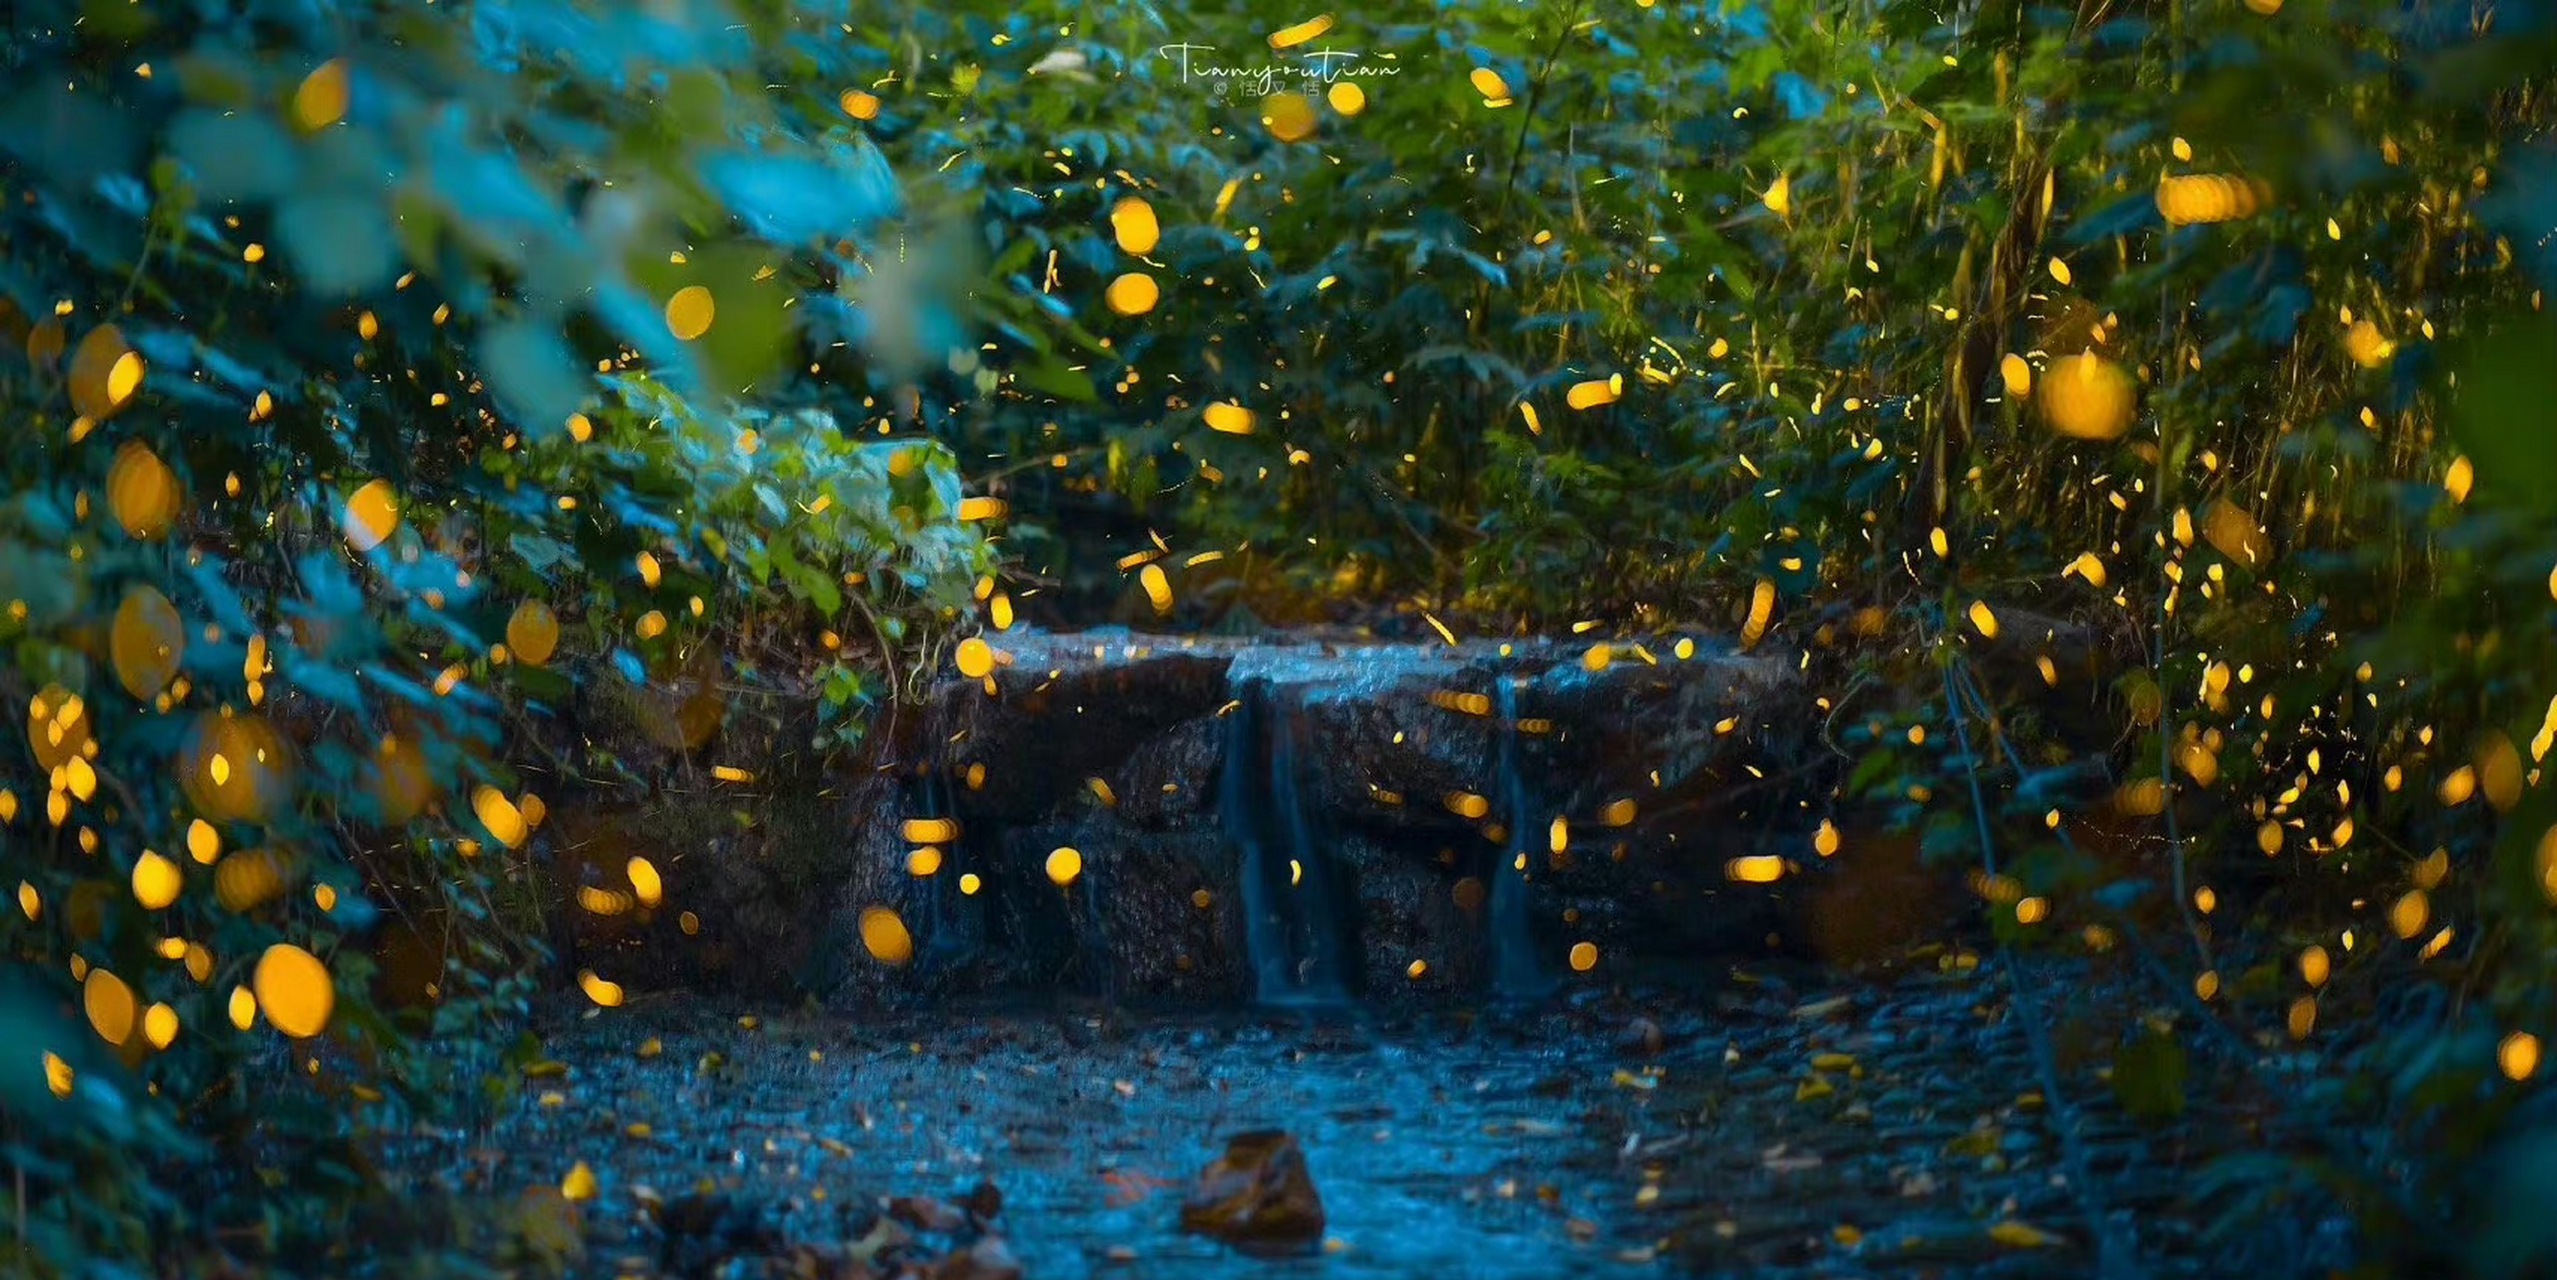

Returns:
2445,310,2557,514
168,110,300,201
481,317,588,438
701,146,900,245
2111,1030,2188,1122
278,191,400,294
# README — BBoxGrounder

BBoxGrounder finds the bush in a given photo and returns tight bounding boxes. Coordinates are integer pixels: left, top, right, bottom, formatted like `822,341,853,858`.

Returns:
0,0,990,1270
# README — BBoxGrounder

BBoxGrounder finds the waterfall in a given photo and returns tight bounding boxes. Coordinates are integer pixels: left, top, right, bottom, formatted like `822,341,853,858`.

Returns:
909,766,978,970
1220,680,1352,1006
1488,678,1551,999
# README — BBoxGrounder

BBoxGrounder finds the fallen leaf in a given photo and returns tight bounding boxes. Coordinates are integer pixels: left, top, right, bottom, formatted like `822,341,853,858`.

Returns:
1988,1219,2064,1248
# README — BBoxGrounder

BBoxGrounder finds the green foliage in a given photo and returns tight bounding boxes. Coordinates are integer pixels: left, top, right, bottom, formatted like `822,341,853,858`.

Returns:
839,0,2554,1272
0,0,990,1273
0,0,2548,1274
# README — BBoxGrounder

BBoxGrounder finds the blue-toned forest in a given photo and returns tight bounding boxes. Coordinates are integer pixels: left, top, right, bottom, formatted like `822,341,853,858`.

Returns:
4,1,2555,1277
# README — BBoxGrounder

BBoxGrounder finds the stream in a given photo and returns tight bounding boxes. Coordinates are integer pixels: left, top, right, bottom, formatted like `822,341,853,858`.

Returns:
378,951,2334,1280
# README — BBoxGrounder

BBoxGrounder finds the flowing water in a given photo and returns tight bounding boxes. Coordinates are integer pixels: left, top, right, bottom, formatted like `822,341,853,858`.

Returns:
1488,679,1552,1002
1221,680,1353,1006
381,956,2303,1280
907,768,979,973
398,997,1677,1280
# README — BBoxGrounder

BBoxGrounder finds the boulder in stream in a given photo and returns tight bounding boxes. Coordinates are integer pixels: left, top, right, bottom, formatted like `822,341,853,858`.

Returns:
1179,1129,1327,1251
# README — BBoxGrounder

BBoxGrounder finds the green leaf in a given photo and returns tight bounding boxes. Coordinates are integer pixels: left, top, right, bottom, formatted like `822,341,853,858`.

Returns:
168,110,300,202
481,317,588,438
701,146,899,245
2111,1030,2188,1122
1015,355,1097,402
509,533,569,574
2446,309,2557,514
277,191,400,295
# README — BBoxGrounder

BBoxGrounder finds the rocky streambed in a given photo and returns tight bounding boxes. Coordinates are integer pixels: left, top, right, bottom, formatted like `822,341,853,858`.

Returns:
366,950,2336,1280
545,628,1965,1011
349,629,2347,1280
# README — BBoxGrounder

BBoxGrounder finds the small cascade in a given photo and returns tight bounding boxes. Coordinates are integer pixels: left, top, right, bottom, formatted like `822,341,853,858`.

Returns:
1488,678,1552,999
1220,680,1354,1005
906,767,979,970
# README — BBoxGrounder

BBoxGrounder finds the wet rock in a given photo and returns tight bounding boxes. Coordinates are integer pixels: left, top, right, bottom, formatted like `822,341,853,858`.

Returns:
1783,830,1967,969
775,1243,858,1280
930,648,1234,828
1619,1017,1666,1056
1296,689,1499,837
960,1180,1004,1225
1349,841,1485,993
654,1192,784,1278
504,1185,586,1275
525,626,1896,1007
546,778,894,1001
888,1195,966,1234
932,1235,1023,1280
1179,1130,1326,1251
845,1214,911,1267
1110,717,1224,831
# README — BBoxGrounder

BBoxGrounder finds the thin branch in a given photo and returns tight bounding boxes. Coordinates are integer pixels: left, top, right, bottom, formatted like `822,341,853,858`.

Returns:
1942,655,2146,1280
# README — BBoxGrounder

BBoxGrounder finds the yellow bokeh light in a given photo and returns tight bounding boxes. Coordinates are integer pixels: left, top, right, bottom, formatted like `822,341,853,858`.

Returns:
665,286,716,340
1105,273,1161,316
84,968,137,1045
507,600,561,666
2000,352,2032,398
578,970,626,1007
253,944,334,1038
1203,402,1256,435
2501,1032,2542,1081
343,479,401,552
859,906,914,965
131,850,182,910
292,59,351,131
628,856,664,908
1046,846,1084,886
69,325,145,421
1268,15,1334,48
1109,197,1160,255
472,786,528,849
143,1003,178,1050
110,585,185,700
1261,92,1317,142
2039,352,2137,441
106,441,180,540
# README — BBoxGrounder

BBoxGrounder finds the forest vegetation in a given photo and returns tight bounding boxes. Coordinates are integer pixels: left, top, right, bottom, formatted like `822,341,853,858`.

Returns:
1,0,2553,1275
